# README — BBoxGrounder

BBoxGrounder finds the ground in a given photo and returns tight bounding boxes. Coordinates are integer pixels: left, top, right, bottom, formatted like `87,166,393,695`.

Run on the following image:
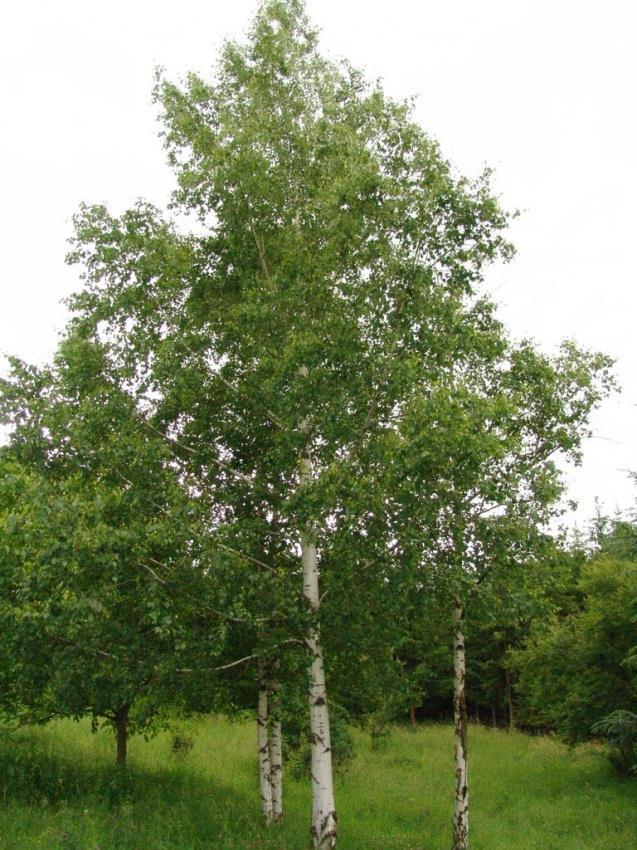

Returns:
0,717,632,849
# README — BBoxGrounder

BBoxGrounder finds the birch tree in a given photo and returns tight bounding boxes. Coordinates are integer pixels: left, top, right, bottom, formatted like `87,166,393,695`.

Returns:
62,1,528,843
0,2,614,844
390,340,614,850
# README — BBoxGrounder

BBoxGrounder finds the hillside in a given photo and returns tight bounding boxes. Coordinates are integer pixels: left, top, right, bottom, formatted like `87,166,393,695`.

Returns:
0,718,632,849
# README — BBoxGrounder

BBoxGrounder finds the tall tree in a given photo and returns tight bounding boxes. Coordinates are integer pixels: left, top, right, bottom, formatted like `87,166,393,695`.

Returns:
0,3,616,846
61,1,561,844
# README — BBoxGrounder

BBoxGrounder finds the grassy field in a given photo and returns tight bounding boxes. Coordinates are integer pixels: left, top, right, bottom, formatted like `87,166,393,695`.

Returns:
0,717,633,850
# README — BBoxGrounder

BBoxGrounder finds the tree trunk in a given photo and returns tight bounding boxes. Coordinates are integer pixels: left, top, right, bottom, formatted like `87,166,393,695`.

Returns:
298,366,337,849
491,704,497,728
409,705,417,727
269,680,283,822
114,705,129,767
452,600,469,850
257,670,273,823
505,667,514,732
302,529,337,848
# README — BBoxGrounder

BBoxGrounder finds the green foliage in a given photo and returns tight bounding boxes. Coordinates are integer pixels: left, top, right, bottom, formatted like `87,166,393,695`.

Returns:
56,0,538,756
0,8,621,841
592,710,637,775
0,341,232,751
511,557,637,745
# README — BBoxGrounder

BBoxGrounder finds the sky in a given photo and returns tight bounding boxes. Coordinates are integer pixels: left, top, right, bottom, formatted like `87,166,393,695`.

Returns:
1,0,636,530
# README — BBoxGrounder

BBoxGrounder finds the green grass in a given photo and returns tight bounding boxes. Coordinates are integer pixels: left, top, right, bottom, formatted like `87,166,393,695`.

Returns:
0,717,633,849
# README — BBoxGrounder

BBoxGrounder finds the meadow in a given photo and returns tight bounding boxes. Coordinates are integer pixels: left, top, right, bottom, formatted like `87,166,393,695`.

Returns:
0,717,632,850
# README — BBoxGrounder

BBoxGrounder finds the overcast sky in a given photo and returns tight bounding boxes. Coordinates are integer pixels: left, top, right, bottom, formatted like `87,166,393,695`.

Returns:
1,0,635,530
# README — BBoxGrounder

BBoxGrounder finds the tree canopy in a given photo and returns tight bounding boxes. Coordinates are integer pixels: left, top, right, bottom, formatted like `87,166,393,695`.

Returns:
0,2,620,848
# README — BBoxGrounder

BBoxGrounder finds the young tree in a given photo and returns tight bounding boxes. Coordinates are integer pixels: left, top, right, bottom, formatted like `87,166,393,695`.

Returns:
390,340,613,849
0,339,232,765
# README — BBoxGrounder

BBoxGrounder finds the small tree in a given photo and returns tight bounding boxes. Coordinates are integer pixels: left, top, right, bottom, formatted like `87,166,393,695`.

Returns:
513,555,637,761
388,339,613,849
0,339,229,764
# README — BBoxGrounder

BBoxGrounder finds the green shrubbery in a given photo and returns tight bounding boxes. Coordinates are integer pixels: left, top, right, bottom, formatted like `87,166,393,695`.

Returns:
283,701,355,778
592,710,637,774
511,555,637,770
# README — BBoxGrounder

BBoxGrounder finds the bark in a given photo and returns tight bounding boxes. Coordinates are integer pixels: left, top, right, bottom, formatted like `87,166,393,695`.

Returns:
452,600,469,850
302,529,337,848
298,366,337,849
257,671,273,823
269,680,283,822
114,704,129,767
409,705,417,727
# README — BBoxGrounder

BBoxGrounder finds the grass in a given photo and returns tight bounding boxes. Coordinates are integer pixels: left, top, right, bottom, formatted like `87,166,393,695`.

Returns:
0,717,633,849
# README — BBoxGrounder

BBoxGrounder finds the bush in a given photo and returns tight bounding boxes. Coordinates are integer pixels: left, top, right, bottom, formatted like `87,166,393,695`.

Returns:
511,558,637,749
592,710,637,776
284,701,355,778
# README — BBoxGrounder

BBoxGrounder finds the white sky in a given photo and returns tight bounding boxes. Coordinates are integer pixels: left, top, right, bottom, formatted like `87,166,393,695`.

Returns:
1,0,636,530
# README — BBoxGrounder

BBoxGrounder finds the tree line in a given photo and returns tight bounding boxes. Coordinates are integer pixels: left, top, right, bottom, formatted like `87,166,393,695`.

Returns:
0,2,621,848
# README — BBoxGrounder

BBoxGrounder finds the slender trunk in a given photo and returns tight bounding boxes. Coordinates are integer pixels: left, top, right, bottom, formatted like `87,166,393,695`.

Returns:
257,670,273,823
114,705,129,767
409,705,417,727
298,366,337,849
452,600,469,850
475,706,480,725
302,530,337,848
505,668,514,732
269,680,283,822
491,704,497,728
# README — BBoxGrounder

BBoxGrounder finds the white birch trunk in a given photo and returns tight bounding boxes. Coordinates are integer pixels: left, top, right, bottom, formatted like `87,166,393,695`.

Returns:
269,680,283,822
298,366,337,849
257,672,273,823
452,599,469,850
